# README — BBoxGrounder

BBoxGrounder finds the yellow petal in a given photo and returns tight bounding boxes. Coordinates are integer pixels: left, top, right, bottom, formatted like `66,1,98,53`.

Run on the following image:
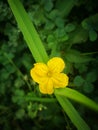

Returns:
30,63,48,83
52,73,69,88
33,63,48,76
39,79,54,94
47,57,65,73
30,68,40,83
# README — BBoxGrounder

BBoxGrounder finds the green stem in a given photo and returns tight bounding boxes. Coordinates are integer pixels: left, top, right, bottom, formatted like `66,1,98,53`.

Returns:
25,97,57,102
81,51,98,55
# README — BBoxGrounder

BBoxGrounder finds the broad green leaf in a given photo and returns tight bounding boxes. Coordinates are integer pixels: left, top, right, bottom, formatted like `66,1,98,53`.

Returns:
55,94,90,130
8,0,49,63
55,88,98,112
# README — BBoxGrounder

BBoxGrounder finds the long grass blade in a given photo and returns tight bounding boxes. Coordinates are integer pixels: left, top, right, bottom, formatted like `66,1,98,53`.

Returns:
55,88,98,112
55,94,90,130
8,0,49,63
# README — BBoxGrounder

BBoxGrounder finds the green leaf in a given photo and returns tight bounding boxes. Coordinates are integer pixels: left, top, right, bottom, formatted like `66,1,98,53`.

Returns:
47,34,55,43
89,29,97,41
22,53,33,70
64,61,73,74
67,26,88,44
74,75,85,86
55,17,64,28
55,94,90,130
86,71,97,83
65,23,76,32
56,0,75,17
82,20,90,30
55,88,98,112
12,89,25,105
83,82,94,93
48,9,59,20
47,34,59,54
27,102,38,119
74,63,88,73
54,28,69,41
65,50,93,63
15,109,25,119
14,77,24,88
8,0,49,63
44,0,53,12
45,20,55,30
82,13,98,31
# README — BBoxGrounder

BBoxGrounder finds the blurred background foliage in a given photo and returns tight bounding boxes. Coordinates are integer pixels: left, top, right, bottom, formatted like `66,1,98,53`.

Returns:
0,0,98,129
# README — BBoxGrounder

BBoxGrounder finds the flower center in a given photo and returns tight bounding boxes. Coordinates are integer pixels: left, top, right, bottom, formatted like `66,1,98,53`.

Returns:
47,71,52,77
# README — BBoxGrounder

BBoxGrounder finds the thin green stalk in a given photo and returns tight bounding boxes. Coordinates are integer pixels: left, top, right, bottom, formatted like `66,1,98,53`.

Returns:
81,51,98,55
25,97,57,102
3,52,32,91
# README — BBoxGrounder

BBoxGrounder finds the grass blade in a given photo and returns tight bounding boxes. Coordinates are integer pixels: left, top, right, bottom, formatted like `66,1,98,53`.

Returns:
8,0,49,63
55,94,90,130
55,88,98,112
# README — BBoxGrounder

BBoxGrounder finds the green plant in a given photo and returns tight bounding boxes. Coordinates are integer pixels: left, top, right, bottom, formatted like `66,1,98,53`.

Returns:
0,0,98,130
7,0,98,130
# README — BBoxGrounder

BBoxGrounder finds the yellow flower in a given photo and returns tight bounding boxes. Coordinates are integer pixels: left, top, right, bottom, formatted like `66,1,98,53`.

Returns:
30,57,69,94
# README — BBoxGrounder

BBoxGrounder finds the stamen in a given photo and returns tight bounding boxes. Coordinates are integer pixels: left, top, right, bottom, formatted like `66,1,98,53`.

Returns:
47,71,52,77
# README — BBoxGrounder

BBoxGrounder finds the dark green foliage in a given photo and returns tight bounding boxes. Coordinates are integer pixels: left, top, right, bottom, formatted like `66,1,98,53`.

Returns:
0,0,98,130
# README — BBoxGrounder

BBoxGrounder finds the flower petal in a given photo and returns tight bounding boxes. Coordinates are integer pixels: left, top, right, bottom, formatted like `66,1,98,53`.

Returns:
33,63,48,76
39,79,54,94
52,73,69,88
30,63,48,83
47,57,65,73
